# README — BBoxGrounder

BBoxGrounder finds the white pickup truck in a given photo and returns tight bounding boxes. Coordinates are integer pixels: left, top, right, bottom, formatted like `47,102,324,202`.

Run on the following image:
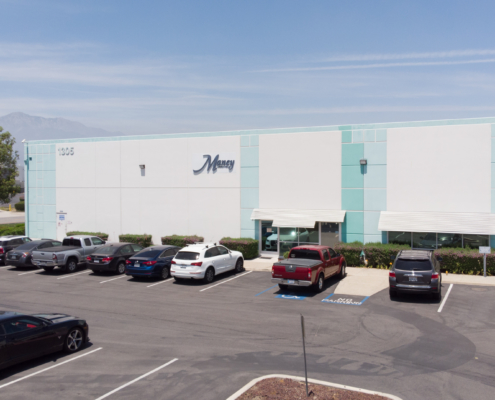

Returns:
32,235,106,273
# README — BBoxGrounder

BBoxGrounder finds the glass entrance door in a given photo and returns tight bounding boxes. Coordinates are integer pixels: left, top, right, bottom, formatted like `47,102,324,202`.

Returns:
261,221,278,253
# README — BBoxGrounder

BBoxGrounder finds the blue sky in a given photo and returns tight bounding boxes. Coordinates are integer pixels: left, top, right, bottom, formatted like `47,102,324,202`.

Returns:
1,0,495,134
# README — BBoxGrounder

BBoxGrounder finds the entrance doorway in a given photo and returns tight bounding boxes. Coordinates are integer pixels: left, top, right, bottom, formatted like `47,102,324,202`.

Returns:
260,221,278,254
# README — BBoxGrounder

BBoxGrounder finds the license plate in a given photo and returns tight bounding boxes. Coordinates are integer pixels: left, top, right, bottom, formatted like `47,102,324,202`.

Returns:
181,266,186,269
11,256,17,260
409,277,417,282
94,260,99,263
134,263,140,268
288,280,295,284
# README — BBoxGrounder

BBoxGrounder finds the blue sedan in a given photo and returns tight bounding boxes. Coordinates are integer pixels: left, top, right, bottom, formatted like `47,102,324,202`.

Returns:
125,245,180,280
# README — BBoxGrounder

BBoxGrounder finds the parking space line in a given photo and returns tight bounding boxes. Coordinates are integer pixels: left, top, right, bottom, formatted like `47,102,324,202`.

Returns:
57,270,92,280
0,347,102,390
438,284,453,313
147,279,173,288
255,284,278,297
99,275,128,284
95,358,178,400
18,270,41,276
200,271,253,292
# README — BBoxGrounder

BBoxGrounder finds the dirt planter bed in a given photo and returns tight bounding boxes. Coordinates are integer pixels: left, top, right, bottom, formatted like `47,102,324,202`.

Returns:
228,375,402,400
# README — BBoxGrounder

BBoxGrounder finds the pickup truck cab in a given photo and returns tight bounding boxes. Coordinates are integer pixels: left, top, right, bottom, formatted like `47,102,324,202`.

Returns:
271,245,346,292
32,235,106,273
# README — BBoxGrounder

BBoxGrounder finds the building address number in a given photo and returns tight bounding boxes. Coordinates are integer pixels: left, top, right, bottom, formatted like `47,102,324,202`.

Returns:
58,147,74,156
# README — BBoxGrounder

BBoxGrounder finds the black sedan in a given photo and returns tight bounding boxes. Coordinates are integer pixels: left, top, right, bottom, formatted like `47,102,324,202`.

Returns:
125,245,180,280
6,239,62,268
86,242,144,274
0,311,89,370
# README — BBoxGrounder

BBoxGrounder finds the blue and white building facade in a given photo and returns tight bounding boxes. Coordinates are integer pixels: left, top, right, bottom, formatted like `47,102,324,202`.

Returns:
24,117,495,256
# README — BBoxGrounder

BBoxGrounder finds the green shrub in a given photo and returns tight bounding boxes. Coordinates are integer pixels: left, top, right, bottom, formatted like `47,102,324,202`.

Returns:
161,235,203,248
0,223,25,236
334,242,411,268
119,234,153,247
14,201,24,211
219,237,259,259
66,231,109,241
434,248,495,275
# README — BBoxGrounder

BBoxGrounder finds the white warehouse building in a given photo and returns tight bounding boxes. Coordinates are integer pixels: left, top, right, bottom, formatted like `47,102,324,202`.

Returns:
24,116,495,257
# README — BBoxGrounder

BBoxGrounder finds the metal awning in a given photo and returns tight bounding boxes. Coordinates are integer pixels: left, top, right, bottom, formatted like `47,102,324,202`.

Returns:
378,211,495,235
250,209,346,228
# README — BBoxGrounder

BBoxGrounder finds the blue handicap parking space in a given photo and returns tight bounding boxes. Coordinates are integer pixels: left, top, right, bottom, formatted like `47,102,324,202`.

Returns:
321,293,369,306
275,294,307,300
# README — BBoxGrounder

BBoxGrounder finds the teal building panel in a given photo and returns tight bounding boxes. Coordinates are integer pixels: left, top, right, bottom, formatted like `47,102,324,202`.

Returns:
364,165,387,188
241,167,259,188
241,209,256,230
364,234,382,244
346,234,364,243
382,231,388,244
250,135,259,146
492,124,495,137
342,166,364,188
364,212,381,235
240,136,250,147
241,229,256,239
241,188,259,208
492,138,495,161
492,189,495,213
342,131,352,143
342,143,364,166
352,130,363,143
364,142,387,165
364,130,375,142
364,189,387,211
492,164,495,188
240,147,259,167
342,189,364,211
376,129,387,142
345,211,364,234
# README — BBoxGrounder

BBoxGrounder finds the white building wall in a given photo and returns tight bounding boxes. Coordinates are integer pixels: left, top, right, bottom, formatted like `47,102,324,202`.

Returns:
387,124,491,213
56,136,241,243
259,131,342,210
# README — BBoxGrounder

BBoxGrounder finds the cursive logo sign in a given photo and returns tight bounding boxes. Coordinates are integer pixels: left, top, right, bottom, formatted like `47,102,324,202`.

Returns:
193,154,235,174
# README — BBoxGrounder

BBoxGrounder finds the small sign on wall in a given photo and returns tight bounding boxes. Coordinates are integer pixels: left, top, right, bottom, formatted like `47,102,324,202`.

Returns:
479,246,491,254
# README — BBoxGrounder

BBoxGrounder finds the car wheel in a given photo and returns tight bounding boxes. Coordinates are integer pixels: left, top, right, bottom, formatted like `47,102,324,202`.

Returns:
43,267,55,272
63,328,84,353
235,258,244,273
116,262,125,275
339,263,346,279
66,258,77,273
203,267,215,284
314,273,324,293
389,288,398,299
161,267,170,280
278,284,288,290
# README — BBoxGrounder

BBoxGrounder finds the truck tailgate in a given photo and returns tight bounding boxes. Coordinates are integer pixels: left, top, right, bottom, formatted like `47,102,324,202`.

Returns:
272,259,320,281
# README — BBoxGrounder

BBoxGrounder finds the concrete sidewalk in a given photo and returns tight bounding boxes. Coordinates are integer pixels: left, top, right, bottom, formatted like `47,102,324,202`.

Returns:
0,210,25,225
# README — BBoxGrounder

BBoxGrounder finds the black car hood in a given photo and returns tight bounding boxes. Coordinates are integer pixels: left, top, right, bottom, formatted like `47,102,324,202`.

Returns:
32,313,80,323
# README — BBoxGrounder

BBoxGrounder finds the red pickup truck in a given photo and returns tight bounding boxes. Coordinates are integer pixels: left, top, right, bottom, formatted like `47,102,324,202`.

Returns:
271,245,346,292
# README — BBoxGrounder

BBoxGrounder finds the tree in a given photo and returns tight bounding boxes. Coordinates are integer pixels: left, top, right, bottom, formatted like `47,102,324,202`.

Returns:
0,127,20,204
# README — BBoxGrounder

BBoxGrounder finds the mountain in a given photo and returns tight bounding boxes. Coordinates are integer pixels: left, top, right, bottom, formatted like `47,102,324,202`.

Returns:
0,112,124,173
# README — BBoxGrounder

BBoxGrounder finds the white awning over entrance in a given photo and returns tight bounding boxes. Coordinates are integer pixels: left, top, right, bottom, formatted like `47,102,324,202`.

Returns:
378,211,495,235
250,209,346,228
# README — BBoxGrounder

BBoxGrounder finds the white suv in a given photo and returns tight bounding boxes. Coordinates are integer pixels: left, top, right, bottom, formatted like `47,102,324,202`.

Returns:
171,243,244,283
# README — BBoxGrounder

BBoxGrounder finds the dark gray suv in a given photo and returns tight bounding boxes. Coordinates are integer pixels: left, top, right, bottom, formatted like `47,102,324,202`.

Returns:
389,250,442,300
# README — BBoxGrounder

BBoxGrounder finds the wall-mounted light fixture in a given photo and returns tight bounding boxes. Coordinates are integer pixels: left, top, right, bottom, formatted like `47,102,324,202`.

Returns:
360,159,367,165
29,157,32,161
139,164,145,170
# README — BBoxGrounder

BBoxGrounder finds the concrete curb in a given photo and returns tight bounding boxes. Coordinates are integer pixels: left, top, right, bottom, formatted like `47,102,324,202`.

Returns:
226,374,403,400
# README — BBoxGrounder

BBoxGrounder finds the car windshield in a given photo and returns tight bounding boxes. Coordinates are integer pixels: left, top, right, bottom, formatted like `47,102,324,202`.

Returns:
289,249,321,260
14,242,39,251
175,251,200,260
133,249,161,258
94,246,117,255
395,259,432,271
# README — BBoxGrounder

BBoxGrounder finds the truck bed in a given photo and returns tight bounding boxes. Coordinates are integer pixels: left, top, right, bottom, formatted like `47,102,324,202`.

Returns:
273,259,321,268
38,246,82,253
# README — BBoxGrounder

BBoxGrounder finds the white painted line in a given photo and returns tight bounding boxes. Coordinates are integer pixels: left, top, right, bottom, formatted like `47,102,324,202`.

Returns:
147,279,173,288
0,347,102,390
99,275,128,284
95,358,178,400
438,284,453,313
18,270,41,276
200,271,252,292
57,270,92,280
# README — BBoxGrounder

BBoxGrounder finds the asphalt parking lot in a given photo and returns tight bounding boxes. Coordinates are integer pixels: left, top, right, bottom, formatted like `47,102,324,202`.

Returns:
1,264,495,400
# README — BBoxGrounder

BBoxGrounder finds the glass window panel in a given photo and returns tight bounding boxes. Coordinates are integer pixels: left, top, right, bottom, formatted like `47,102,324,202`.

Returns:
463,234,489,249
437,233,462,249
321,222,339,248
413,232,437,249
261,221,278,252
279,227,297,242
279,241,298,257
388,232,411,246
298,225,318,243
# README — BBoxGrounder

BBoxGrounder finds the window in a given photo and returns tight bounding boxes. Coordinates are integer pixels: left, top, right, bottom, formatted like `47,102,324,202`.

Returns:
322,249,329,261
92,237,104,245
0,324,5,335
84,238,91,246
395,259,433,272
175,251,199,260
161,249,177,258
437,233,462,249
4,317,43,334
290,249,321,260
23,237,32,243
388,232,411,246
463,234,489,249
15,242,39,251
52,241,62,247
205,247,220,258
217,246,229,255
121,245,133,255
63,238,82,247
134,249,161,258
329,248,337,258
261,221,278,252
321,222,339,248
38,242,52,249
97,246,118,255
11,239,24,246
412,233,437,250
131,244,143,252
